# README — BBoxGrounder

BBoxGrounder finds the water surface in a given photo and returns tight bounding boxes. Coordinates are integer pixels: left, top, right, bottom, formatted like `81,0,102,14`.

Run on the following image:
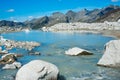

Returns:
1,30,120,80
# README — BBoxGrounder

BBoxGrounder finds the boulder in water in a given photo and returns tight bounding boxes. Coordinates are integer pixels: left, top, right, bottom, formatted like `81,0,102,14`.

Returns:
97,40,120,67
15,60,59,80
29,51,41,55
0,53,23,64
2,61,22,69
65,47,93,56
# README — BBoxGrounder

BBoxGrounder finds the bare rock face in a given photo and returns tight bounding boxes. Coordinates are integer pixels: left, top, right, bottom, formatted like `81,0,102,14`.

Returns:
97,40,120,67
15,60,59,80
65,47,93,56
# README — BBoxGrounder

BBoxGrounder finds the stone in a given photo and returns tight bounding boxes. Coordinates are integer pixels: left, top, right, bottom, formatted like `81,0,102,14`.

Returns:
97,40,120,67
34,52,41,55
0,50,8,54
15,60,59,80
0,53,23,64
13,61,22,68
0,47,2,51
0,37,40,51
0,53,17,64
29,52,41,55
2,64,16,69
2,61,22,69
65,47,93,56
118,19,120,22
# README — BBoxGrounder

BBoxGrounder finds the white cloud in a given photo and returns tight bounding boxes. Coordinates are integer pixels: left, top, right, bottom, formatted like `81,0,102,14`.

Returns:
28,16,33,19
7,9,15,12
111,0,119,2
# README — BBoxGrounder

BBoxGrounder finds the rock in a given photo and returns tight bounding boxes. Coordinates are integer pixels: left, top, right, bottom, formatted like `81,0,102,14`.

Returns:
65,47,93,56
2,61,22,69
0,47,2,51
0,37,40,51
15,60,59,80
14,54,24,57
42,27,48,32
97,40,120,67
0,50,8,54
34,52,41,55
23,29,30,33
0,53,17,64
118,19,120,22
0,53,23,64
2,64,16,69
13,61,22,68
29,52,41,55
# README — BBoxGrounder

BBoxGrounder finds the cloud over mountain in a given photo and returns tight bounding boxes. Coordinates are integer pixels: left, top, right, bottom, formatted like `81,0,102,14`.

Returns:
6,9,15,12
111,0,119,2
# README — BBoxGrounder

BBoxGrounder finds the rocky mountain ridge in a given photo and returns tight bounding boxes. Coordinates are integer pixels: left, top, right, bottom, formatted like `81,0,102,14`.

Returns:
0,5,120,29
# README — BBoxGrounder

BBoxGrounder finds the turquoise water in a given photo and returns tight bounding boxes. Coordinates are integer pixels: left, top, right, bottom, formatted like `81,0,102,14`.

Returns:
0,30,120,80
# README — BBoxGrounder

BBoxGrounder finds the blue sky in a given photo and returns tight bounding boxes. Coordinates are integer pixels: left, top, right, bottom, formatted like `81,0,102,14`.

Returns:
0,0,120,22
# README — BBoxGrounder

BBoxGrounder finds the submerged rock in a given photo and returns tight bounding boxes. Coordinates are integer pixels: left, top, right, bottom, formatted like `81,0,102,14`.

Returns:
0,54,17,64
65,47,93,56
0,37,40,51
0,47,8,54
2,61,22,69
0,53,23,64
0,50,8,54
15,60,59,80
29,52,41,55
97,40,120,67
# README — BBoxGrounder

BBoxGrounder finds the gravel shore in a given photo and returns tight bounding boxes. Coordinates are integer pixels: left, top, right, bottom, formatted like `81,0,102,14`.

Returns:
42,21,120,39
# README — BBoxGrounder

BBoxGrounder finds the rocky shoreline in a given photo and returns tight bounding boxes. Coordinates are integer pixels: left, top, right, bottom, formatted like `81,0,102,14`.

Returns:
0,36,40,51
0,26,31,34
42,20,120,39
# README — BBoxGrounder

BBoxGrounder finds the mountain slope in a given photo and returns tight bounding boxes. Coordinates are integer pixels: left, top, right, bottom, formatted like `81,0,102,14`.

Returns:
0,20,24,27
95,8,120,22
0,5,120,29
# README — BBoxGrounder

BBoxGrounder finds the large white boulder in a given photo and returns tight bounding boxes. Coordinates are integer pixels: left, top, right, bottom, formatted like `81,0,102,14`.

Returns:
15,60,59,80
118,19,120,22
65,47,93,56
97,40,120,67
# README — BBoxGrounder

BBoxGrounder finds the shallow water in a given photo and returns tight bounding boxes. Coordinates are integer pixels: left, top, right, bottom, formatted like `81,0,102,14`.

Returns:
0,30,120,80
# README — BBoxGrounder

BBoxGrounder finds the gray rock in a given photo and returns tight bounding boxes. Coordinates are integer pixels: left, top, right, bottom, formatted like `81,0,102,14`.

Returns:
0,53,17,64
13,61,22,68
97,40,120,67
0,50,8,54
2,61,22,69
0,37,40,51
0,53,23,64
29,52,41,55
65,47,93,56
15,60,59,80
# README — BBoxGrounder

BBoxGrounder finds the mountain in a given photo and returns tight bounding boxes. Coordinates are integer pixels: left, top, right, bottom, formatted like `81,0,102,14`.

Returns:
0,20,25,27
25,16,49,29
95,6,120,22
0,5,120,29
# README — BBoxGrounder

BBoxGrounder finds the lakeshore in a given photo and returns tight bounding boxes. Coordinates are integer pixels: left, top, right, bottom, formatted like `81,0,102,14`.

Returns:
42,21,120,39
1,21,120,39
